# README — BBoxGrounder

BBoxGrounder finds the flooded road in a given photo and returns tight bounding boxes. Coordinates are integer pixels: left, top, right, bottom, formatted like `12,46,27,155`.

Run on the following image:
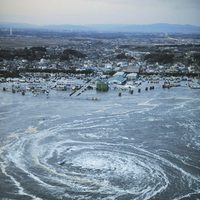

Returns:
0,86,200,200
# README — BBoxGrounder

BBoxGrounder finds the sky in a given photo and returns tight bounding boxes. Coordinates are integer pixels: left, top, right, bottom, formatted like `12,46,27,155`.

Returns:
0,0,200,26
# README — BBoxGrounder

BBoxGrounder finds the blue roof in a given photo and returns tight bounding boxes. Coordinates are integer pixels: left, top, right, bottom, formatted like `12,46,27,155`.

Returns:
108,75,126,84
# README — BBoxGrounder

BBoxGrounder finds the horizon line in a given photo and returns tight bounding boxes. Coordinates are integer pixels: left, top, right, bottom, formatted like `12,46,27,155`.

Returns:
0,21,200,27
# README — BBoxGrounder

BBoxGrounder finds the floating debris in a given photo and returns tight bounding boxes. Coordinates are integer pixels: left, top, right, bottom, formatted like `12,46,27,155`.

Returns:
189,83,200,89
150,86,155,90
162,81,171,89
58,160,66,166
25,126,38,134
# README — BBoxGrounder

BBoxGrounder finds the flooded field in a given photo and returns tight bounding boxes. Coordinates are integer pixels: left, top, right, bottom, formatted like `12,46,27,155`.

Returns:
0,85,200,200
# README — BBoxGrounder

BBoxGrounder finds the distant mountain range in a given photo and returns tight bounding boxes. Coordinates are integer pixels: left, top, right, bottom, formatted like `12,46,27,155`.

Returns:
0,23,200,33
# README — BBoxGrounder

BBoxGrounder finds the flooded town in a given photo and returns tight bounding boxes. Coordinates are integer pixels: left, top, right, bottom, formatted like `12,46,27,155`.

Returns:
1,1,200,199
1,31,200,98
0,29,200,200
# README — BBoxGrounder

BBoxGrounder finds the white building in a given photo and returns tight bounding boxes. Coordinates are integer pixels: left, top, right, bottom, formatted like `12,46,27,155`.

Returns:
126,73,138,80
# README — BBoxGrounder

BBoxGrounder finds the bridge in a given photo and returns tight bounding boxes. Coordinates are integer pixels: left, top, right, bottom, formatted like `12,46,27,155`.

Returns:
69,76,99,97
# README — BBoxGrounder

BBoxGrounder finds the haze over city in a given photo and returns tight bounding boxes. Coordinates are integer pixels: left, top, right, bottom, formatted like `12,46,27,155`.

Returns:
0,0,200,25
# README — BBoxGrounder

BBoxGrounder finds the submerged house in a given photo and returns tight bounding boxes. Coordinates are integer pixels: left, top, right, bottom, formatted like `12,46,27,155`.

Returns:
126,73,138,81
108,75,127,85
96,80,109,92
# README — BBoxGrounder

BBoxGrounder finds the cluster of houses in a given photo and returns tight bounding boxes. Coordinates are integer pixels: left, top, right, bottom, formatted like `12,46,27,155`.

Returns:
1,35,200,83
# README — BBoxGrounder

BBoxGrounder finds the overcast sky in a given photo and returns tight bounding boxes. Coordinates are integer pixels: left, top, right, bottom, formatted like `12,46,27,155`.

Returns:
0,0,200,25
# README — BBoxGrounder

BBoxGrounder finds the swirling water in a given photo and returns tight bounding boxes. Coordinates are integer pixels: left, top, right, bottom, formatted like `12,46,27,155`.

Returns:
0,86,200,200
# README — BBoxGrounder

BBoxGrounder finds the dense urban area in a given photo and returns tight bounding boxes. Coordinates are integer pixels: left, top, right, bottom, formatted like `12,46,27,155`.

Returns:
0,30,200,94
